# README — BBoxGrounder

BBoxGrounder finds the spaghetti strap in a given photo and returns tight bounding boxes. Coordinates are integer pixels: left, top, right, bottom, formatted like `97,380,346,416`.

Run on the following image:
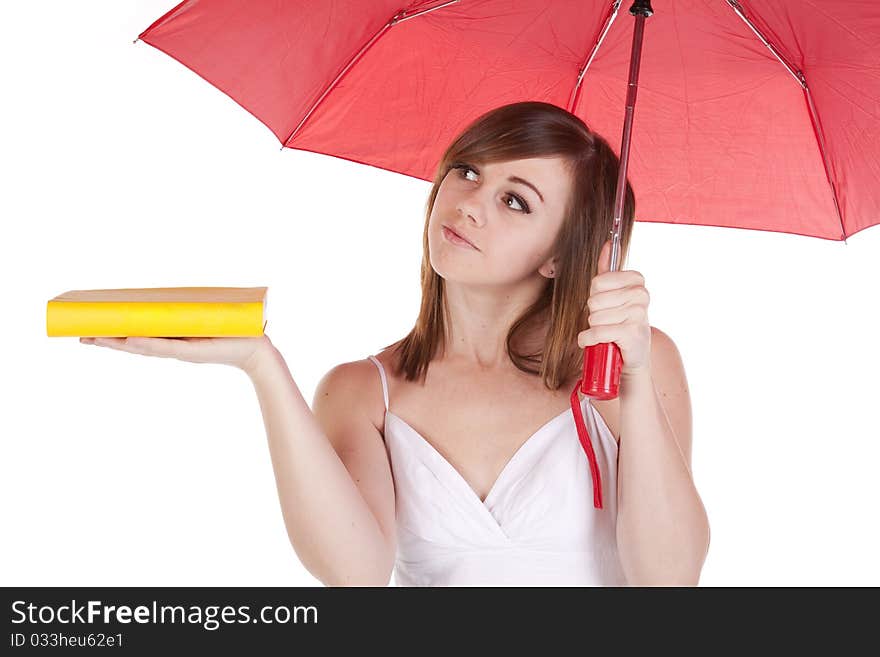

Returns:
367,355,390,411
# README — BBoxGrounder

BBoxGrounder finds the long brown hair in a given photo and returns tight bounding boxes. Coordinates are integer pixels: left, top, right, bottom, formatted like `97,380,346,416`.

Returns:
381,101,636,391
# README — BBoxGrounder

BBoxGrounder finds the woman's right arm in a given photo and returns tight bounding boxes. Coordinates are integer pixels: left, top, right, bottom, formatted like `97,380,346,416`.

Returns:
246,343,396,586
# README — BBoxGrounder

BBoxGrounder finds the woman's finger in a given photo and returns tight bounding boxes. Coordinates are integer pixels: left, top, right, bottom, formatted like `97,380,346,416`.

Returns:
577,321,644,349
80,337,141,352
590,270,645,295
80,336,183,359
587,285,649,312
78,335,270,370
588,303,647,327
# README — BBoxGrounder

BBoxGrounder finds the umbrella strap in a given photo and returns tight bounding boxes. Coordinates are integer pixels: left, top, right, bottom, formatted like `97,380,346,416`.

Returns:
570,378,604,509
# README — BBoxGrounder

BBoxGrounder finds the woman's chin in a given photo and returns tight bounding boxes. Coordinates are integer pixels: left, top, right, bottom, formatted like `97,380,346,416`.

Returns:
431,263,470,283
429,247,490,283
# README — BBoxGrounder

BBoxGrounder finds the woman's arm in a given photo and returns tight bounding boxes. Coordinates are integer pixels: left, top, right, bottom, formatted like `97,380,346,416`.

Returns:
615,327,710,586
578,240,709,585
246,342,395,586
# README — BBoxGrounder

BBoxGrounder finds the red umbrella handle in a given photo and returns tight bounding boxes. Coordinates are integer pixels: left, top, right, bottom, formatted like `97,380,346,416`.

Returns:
579,341,623,400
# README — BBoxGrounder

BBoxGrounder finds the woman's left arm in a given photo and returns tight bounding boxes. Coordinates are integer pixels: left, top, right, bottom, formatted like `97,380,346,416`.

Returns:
615,329,710,586
579,240,710,586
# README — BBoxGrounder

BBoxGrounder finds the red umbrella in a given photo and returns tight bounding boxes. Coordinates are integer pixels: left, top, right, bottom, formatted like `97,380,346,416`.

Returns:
136,0,880,508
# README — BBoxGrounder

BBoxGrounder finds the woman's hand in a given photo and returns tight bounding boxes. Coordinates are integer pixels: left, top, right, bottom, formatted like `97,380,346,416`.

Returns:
577,238,652,377
79,333,274,378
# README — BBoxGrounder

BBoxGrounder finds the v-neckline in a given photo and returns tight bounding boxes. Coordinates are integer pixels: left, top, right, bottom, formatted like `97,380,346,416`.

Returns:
384,395,590,511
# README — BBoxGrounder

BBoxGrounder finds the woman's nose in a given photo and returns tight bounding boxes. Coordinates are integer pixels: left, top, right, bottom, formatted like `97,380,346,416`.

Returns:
456,200,485,227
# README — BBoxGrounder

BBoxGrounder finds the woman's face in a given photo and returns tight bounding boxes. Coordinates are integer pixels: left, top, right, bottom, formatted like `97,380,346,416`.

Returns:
428,156,572,287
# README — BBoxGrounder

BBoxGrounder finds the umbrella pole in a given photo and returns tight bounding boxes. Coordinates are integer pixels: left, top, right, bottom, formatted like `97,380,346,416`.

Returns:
580,0,654,400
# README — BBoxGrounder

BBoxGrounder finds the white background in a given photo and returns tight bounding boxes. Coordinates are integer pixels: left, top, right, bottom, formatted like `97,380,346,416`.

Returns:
2,1,878,587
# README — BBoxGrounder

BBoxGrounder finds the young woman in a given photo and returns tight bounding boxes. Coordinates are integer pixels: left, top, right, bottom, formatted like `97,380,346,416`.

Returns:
81,101,709,587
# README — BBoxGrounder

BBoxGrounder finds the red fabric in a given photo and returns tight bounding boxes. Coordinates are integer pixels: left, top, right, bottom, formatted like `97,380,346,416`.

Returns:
138,0,880,511
570,379,603,509
139,0,880,240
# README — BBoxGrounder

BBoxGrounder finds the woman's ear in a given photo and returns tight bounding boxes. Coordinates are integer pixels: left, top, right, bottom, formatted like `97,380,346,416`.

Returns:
540,256,559,279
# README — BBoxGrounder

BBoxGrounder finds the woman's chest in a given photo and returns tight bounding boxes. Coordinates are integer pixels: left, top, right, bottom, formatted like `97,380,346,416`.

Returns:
386,366,619,502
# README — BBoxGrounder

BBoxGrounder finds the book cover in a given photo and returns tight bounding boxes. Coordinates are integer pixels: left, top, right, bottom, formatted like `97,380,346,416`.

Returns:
46,287,268,337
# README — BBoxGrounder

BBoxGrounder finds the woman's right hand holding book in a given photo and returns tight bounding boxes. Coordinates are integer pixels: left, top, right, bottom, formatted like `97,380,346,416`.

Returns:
79,334,275,379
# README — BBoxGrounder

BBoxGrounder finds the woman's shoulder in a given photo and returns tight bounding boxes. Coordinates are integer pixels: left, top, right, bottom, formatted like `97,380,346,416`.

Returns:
324,343,400,384
313,352,394,434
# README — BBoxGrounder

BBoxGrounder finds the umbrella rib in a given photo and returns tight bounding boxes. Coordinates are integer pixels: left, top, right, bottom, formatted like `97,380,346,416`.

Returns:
393,0,463,25
281,0,463,149
801,78,847,242
135,0,188,43
725,1,802,86
725,0,846,241
567,0,623,113
727,0,846,244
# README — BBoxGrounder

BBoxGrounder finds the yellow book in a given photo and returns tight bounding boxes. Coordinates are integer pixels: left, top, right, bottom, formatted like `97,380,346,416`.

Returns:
46,287,268,337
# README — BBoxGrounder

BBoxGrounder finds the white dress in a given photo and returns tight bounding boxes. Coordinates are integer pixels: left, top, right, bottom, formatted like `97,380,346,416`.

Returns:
367,355,627,586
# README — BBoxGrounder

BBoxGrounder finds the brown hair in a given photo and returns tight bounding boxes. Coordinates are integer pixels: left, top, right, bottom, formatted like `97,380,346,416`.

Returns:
381,100,636,391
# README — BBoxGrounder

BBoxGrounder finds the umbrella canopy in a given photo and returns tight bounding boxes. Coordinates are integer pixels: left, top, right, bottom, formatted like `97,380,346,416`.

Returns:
136,0,880,510
138,0,880,241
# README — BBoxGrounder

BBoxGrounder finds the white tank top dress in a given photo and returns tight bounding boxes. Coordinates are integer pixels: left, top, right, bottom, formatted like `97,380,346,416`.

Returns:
367,355,627,586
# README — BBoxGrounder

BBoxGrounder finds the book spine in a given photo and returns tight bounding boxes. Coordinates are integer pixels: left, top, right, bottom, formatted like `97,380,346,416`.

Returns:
46,302,265,337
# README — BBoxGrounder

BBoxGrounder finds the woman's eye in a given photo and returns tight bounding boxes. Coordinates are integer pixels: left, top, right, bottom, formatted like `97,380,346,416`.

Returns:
505,194,527,212
453,164,530,213
456,164,478,182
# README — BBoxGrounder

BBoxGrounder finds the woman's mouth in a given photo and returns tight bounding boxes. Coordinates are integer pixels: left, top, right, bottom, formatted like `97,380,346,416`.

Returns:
442,225,478,250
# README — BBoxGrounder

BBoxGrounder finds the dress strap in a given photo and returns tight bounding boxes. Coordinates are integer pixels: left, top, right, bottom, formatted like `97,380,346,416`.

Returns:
367,355,390,411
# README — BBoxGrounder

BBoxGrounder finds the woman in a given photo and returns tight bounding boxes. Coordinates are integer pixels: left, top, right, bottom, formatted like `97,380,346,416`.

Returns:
80,101,710,586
